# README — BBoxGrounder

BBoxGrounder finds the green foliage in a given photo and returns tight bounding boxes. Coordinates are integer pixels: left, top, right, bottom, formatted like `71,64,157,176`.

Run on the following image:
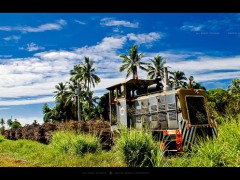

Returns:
169,70,187,89
43,103,52,122
50,131,101,156
116,128,156,167
0,126,5,131
169,115,240,167
7,119,13,128
147,55,166,80
0,134,5,142
11,119,22,129
207,79,240,117
207,88,229,116
97,92,109,121
0,134,123,167
43,56,101,122
0,118,5,127
119,44,148,79
227,78,240,94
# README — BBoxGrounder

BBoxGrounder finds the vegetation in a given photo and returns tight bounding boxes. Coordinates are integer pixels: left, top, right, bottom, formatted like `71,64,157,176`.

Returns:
50,131,101,156
169,70,187,89
0,133,123,167
1,43,240,167
116,128,160,167
207,79,240,120
147,55,166,80
42,56,101,122
0,118,5,131
119,44,148,79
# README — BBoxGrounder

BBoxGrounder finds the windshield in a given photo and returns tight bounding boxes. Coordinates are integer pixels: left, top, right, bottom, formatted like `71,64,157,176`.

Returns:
186,96,209,125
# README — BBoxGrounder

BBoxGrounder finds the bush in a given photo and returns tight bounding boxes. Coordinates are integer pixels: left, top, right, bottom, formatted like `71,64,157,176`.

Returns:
116,128,156,167
0,134,5,142
50,131,101,156
171,115,240,167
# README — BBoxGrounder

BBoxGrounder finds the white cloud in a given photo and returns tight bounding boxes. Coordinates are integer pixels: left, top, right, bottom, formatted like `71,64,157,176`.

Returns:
0,35,127,106
19,42,45,52
0,97,54,106
0,55,12,58
3,35,21,41
167,56,240,73
127,32,162,45
0,35,239,107
180,15,240,32
75,20,86,25
180,24,203,32
101,18,139,28
0,26,11,31
194,71,240,83
0,19,67,33
0,108,9,110
57,19,67,25
17,116,44,126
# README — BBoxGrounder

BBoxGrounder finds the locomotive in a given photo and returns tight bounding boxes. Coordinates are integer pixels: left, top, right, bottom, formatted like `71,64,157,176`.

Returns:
106,67,217,152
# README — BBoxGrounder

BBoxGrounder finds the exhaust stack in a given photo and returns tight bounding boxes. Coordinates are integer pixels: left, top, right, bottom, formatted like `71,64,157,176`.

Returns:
163,66,171,91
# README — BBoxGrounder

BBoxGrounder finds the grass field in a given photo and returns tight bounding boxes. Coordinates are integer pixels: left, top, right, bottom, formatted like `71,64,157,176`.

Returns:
0,115,240,167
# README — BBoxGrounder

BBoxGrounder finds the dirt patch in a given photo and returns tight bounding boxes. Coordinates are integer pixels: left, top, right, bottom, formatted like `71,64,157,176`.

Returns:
0,153,35,167
0,120,114,150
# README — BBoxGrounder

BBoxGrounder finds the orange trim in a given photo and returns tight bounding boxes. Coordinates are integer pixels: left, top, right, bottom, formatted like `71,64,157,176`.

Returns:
163,130,168,136
176,130,183,152
211,122,216,128
160,142,165,151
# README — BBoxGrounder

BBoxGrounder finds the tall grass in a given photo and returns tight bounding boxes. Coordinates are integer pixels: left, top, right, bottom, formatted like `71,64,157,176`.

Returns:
0,134,5,142
1,115,240,167
116,128,164,167
50,131,101,156
0,131,124,167
170,115,240,167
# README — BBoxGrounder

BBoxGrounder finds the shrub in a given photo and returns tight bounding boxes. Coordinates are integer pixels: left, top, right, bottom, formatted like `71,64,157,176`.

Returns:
116,128,156,167
50,131,101,156
0,134,5,142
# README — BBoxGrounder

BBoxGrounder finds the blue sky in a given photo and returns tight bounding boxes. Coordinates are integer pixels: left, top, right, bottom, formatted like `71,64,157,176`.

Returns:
0,13,239,126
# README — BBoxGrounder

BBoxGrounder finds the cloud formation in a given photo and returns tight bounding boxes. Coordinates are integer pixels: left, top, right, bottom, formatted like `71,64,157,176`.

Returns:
127,32,163,45
101,18,139,28
180,24,203,32
0,19,67,33
75,20,86,25
19,43,45,52
3,35,21,41
0,34,239,106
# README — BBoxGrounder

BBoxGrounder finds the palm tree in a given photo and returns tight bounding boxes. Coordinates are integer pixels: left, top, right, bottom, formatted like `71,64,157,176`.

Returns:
70,57,101,121
147,55,166,80
53,82,69,122
169,71,187,89
7,119,13,128
0,118,5,127
53,82,68,101
71,57,100,92
65,80,79,120
119,44,148,79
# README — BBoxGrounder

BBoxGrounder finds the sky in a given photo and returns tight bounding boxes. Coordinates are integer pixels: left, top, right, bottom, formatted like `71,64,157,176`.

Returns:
0,13,239,126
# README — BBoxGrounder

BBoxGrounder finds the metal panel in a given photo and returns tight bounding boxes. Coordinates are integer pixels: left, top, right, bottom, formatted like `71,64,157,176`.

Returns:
141,99,149,114
136,115,142,130
150,113,159,129
158,95,166,112
149,96,158,123
158,112,166,121
117,100,127,126
166,93,178,129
